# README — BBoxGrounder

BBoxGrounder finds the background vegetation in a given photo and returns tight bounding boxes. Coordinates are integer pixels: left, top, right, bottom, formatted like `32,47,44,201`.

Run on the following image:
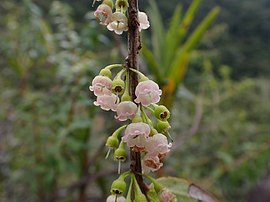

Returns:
0,0,269,202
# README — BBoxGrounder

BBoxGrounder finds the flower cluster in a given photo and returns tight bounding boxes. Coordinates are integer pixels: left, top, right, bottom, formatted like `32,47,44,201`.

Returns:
89,65,172,173
90,1,176,201
94,0,150,34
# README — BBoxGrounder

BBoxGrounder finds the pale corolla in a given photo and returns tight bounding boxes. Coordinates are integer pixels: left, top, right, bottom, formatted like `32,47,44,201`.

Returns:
115,101,138,121
134,80,162,106
142,153,163,173
145,133,171,156
94,4,112,25
94,94,119,111
122,122,150,152
89,75,112,96
158,188,176,202
138,11,150,31
107,12,128,35
106,195,126,202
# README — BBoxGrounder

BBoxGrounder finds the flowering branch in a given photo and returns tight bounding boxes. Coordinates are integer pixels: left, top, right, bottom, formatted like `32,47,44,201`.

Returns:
91,0,175,201
125,0,147,198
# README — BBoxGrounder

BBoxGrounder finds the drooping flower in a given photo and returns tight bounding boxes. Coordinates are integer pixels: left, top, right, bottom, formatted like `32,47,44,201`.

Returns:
122,122,150,152
107,12,128,35
134,80,162,106
138,11,150,31
89,75,112,96
142,153,163,173
106,195,126,202
115,101,138,121
145,133,171,156
94,94,119,111
94,4,113,25
158,188,177,202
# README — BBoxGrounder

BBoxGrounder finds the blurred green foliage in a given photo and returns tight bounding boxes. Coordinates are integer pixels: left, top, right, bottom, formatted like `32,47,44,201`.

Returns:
0,0,269,202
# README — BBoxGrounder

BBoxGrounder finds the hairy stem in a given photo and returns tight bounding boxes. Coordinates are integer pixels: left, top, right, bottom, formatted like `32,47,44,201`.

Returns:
126,0,148,199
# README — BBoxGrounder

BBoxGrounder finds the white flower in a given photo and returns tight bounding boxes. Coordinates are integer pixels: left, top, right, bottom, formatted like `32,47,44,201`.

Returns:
106,195,126,202
145,133,171,156
122,122,150,152
115,101,138,121
107,12,128,35
138,11,150,31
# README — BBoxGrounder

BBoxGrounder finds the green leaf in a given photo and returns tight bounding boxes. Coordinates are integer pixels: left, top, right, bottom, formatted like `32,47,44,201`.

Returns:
163,5,182,69
168,7,220,81
178,0,202,40
184,7,220,52
157,177,219,202
148,0,165,64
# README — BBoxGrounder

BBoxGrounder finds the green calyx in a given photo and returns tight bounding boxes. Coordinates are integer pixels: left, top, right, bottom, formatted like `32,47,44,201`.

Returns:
115,0,129,12
143,174,164,193
153,105,171,121
99,68,112,78
156,120,171,133
102,0,114,9
114,142,127,161
106,125,127,148
112,78,125,94
111,178,127,196
106,135,119,149
132,175,148,202
132,108,143,123
150,127,158,136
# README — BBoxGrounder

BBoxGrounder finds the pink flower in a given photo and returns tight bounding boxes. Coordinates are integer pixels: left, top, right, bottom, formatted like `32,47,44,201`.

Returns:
122,122,150,152
142,153,163,173
145,134,171,156
94,94,119,111
115,101,138,121
94,4,112,25
89,75,112,96
107,12,128,35
106,195,126,202
138,11,150,31
134,80,162,106
158,188,176,202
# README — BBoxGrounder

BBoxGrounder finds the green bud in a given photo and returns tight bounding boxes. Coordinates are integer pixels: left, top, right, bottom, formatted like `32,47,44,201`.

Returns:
114,150,126,161
132,110,143,123
114,142,127,161
99,68,112,78
121,92,131,102
156,120,171,133
154,105,170,121
150,127,158,136
112,78,125,94
106,136,119,149
115,0,129,12
103,0,114,9
133,176,148,202
111,178,127,196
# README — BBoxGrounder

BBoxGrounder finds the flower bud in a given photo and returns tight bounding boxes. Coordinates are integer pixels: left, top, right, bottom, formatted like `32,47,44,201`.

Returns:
112,78,125,94
156,120,171,133
111,178,127,196
114,142,127,161
154,105,170,121
158,188,177,202
115,0,129,12
103,0,114,9
132,176,148,202
99,68,112,78
106,135,119,149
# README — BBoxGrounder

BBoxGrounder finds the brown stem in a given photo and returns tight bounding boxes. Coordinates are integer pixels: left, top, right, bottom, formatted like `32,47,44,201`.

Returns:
126,0,148,199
